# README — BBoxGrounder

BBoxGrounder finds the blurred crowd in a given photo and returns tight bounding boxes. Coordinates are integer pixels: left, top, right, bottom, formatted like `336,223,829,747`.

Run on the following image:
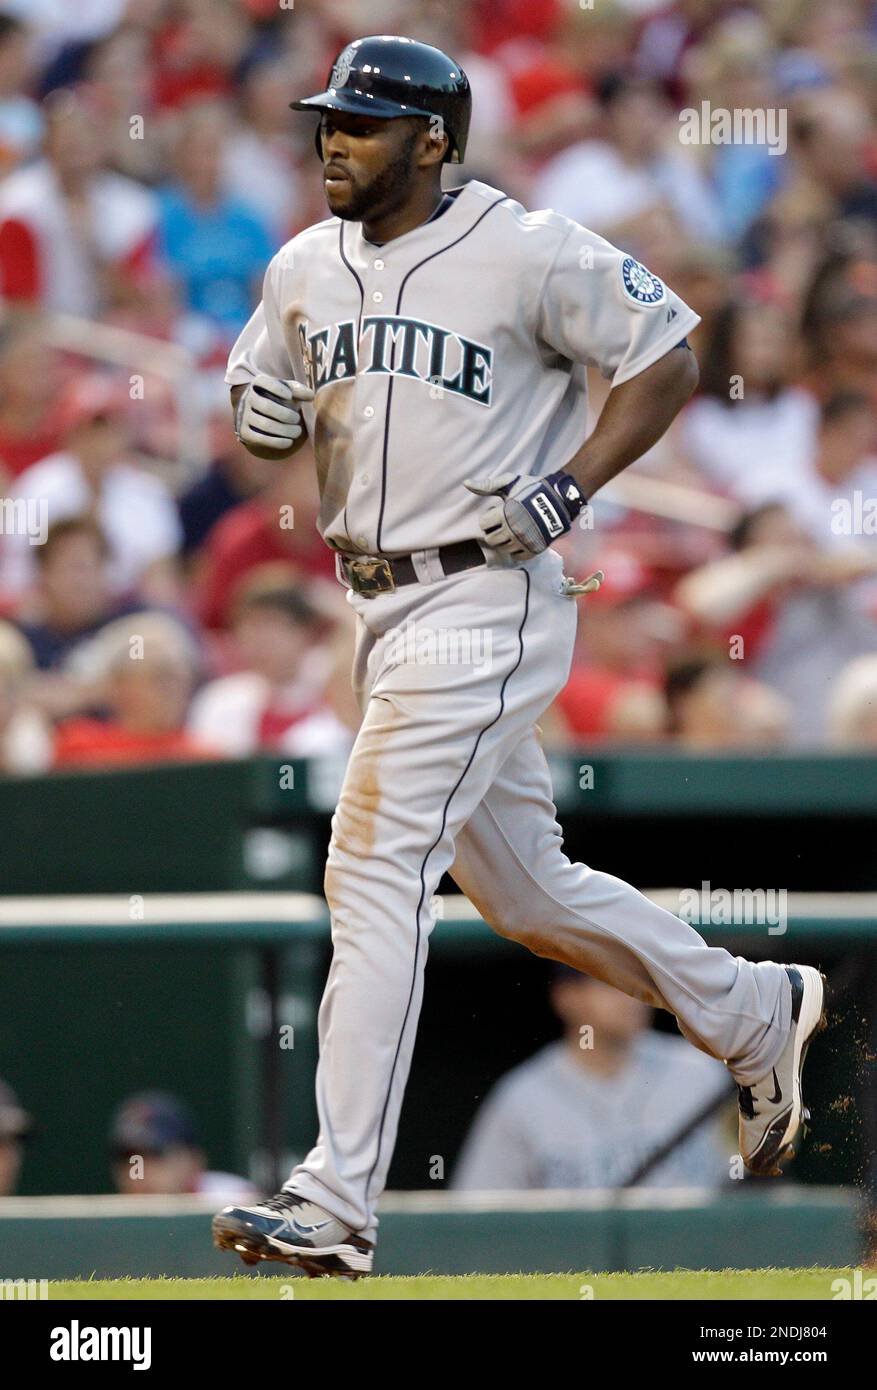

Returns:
0,978,740,1200
0,1077,257,1198
1,0,877,771
0,972,739,1199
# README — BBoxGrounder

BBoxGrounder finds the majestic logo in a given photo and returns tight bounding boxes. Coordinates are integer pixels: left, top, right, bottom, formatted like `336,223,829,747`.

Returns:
330,45,356,89
621,256,666,307
298,317,494,406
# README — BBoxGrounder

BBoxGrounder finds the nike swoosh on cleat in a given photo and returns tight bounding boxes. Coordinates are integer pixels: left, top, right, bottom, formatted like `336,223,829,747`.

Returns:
767,1068,783,1105
290,1217,333,1237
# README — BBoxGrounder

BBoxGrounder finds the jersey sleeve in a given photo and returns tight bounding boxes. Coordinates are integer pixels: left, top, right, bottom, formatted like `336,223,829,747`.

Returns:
536,224,701,386
225,255,293,386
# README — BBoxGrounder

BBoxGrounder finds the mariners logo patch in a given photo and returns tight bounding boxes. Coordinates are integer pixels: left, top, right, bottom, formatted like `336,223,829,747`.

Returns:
621,257,666,307
330,45,355,89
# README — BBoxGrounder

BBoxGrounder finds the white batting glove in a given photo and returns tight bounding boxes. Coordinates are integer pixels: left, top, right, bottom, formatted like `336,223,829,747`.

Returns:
234,373,315,451
464,470,586,562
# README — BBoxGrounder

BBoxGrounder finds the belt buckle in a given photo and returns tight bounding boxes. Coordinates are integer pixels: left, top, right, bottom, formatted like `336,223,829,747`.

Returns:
347,555,395,598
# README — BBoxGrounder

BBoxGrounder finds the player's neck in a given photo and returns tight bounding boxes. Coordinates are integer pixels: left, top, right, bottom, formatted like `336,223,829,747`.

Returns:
361,184,446,246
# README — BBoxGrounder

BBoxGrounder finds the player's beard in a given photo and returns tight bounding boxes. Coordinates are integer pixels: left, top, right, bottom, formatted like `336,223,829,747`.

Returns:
328,130,421,223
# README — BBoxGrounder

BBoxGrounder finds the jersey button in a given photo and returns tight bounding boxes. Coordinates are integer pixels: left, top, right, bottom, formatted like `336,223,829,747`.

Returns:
360,473,370,485
374,259,385,270
363,405,375,418
357,535,368,548
372,290,383,303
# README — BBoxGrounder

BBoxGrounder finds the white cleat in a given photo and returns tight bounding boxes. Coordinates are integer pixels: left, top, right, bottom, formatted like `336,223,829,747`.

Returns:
212,1193,373,1279
737,964,826,1176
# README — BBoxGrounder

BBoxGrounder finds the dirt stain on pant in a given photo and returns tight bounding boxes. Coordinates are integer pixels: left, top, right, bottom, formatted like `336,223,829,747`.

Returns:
324,695,396,901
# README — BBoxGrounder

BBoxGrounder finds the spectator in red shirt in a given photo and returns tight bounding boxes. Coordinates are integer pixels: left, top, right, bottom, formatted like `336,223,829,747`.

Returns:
152,0,252,111
551,550,675,744
53,612,212,768
472,0,562,55
198,451,337,630
501,1,634,159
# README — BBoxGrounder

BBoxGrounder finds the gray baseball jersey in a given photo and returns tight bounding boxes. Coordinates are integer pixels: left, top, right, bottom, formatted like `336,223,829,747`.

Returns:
225,183,789,1243
452,1036,730,1191
225,179,700,555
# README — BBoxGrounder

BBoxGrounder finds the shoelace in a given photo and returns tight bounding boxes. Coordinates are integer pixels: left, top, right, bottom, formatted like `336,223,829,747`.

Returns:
737,1084,756,1119
261,1192,299,1214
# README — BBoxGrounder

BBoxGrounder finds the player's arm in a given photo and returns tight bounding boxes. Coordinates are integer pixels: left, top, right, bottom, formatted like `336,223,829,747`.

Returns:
465,343,697,562
227,255,313,461
562,340,698,501
465,235,702,562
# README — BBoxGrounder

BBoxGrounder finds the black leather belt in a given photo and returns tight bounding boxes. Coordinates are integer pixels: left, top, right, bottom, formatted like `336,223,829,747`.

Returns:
340,539,485,597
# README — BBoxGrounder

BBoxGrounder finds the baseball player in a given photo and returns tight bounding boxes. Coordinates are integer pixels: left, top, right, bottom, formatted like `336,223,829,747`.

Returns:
213,36,825,1279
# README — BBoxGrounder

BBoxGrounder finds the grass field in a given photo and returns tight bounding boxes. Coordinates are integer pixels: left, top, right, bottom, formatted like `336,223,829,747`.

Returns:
47,1268,873,1300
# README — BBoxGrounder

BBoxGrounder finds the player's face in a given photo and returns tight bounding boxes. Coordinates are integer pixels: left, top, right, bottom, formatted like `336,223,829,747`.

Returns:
319,110,425,221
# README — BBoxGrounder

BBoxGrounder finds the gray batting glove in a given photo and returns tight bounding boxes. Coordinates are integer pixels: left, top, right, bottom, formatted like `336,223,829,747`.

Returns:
235,373,315,451
465,470,585,562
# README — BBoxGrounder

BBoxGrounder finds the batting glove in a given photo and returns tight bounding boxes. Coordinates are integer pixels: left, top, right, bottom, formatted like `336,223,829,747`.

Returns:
235,373,314,451
464,471,586,561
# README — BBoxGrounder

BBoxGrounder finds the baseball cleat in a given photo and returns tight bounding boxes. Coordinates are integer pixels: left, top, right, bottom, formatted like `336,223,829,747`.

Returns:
737,964,826,1176
212,1193,373,1279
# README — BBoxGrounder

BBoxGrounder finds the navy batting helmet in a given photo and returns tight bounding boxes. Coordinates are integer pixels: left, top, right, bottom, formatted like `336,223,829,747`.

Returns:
290,35,471,165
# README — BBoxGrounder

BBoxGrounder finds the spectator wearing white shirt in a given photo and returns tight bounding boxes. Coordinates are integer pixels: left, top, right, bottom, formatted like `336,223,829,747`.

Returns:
532,72,722,244
187,578,354,758
675,502,877,743
0,0,127,62
0,374,182,604
681,294,818,497
0,86,157,316
223,59,304,243
734,391,877,553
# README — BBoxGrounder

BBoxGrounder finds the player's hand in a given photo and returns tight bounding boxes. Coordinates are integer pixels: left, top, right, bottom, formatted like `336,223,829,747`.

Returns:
464,471,586,561
234,373,315,451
